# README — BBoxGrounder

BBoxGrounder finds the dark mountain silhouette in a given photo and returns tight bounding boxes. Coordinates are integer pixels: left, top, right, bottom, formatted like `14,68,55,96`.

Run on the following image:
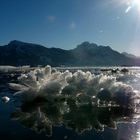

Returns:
0,40,139,66
122,52,137,59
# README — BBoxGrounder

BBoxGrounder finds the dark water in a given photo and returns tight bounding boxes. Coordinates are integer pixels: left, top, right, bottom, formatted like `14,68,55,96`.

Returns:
0,72,140,140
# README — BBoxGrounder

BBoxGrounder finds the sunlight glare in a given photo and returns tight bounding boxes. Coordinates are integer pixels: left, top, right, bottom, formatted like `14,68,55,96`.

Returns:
133,0,140,6
124,0,140,13
133,0,140,12
130,0,140,13
125,5,132,13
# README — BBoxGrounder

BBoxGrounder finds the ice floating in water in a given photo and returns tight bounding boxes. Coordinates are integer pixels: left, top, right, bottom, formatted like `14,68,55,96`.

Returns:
9,65,140,108
10,66,140,136
2,96,10,103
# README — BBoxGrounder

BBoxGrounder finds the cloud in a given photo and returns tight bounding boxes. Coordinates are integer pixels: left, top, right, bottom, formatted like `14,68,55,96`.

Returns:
47,16,56,22
69,22,76,30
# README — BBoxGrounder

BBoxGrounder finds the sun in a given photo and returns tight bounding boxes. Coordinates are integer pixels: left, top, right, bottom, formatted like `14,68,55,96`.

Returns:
133,0,140,7
125,0,140,13
133,0,140,13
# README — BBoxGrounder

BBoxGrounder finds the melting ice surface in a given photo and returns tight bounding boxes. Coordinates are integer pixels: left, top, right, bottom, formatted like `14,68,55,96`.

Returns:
3,66,140,139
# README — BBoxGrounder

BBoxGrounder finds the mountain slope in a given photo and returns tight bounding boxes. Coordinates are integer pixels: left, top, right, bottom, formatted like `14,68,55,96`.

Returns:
70,42,134,66
0,40,71,66
122,52,137,58
0,40,139,66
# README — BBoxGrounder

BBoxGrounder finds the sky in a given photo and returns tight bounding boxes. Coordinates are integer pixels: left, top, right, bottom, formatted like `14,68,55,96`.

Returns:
0,0,140,55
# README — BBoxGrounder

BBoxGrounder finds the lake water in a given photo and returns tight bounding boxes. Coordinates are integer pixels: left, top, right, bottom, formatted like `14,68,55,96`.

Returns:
1,67,140,140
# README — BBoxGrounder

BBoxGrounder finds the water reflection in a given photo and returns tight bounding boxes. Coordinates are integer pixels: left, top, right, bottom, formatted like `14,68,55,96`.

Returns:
11,96,140,137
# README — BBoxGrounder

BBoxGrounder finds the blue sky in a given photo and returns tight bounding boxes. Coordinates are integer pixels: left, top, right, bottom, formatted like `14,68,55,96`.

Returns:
0,0,140,55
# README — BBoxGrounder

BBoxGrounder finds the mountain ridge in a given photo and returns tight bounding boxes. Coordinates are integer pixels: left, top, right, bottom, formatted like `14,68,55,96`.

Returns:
0,40,139,66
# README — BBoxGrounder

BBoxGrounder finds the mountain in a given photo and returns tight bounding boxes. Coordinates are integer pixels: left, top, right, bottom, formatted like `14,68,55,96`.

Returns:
122,52,137,59
0,40,71,66
0,40,139,66
70,42,134,66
